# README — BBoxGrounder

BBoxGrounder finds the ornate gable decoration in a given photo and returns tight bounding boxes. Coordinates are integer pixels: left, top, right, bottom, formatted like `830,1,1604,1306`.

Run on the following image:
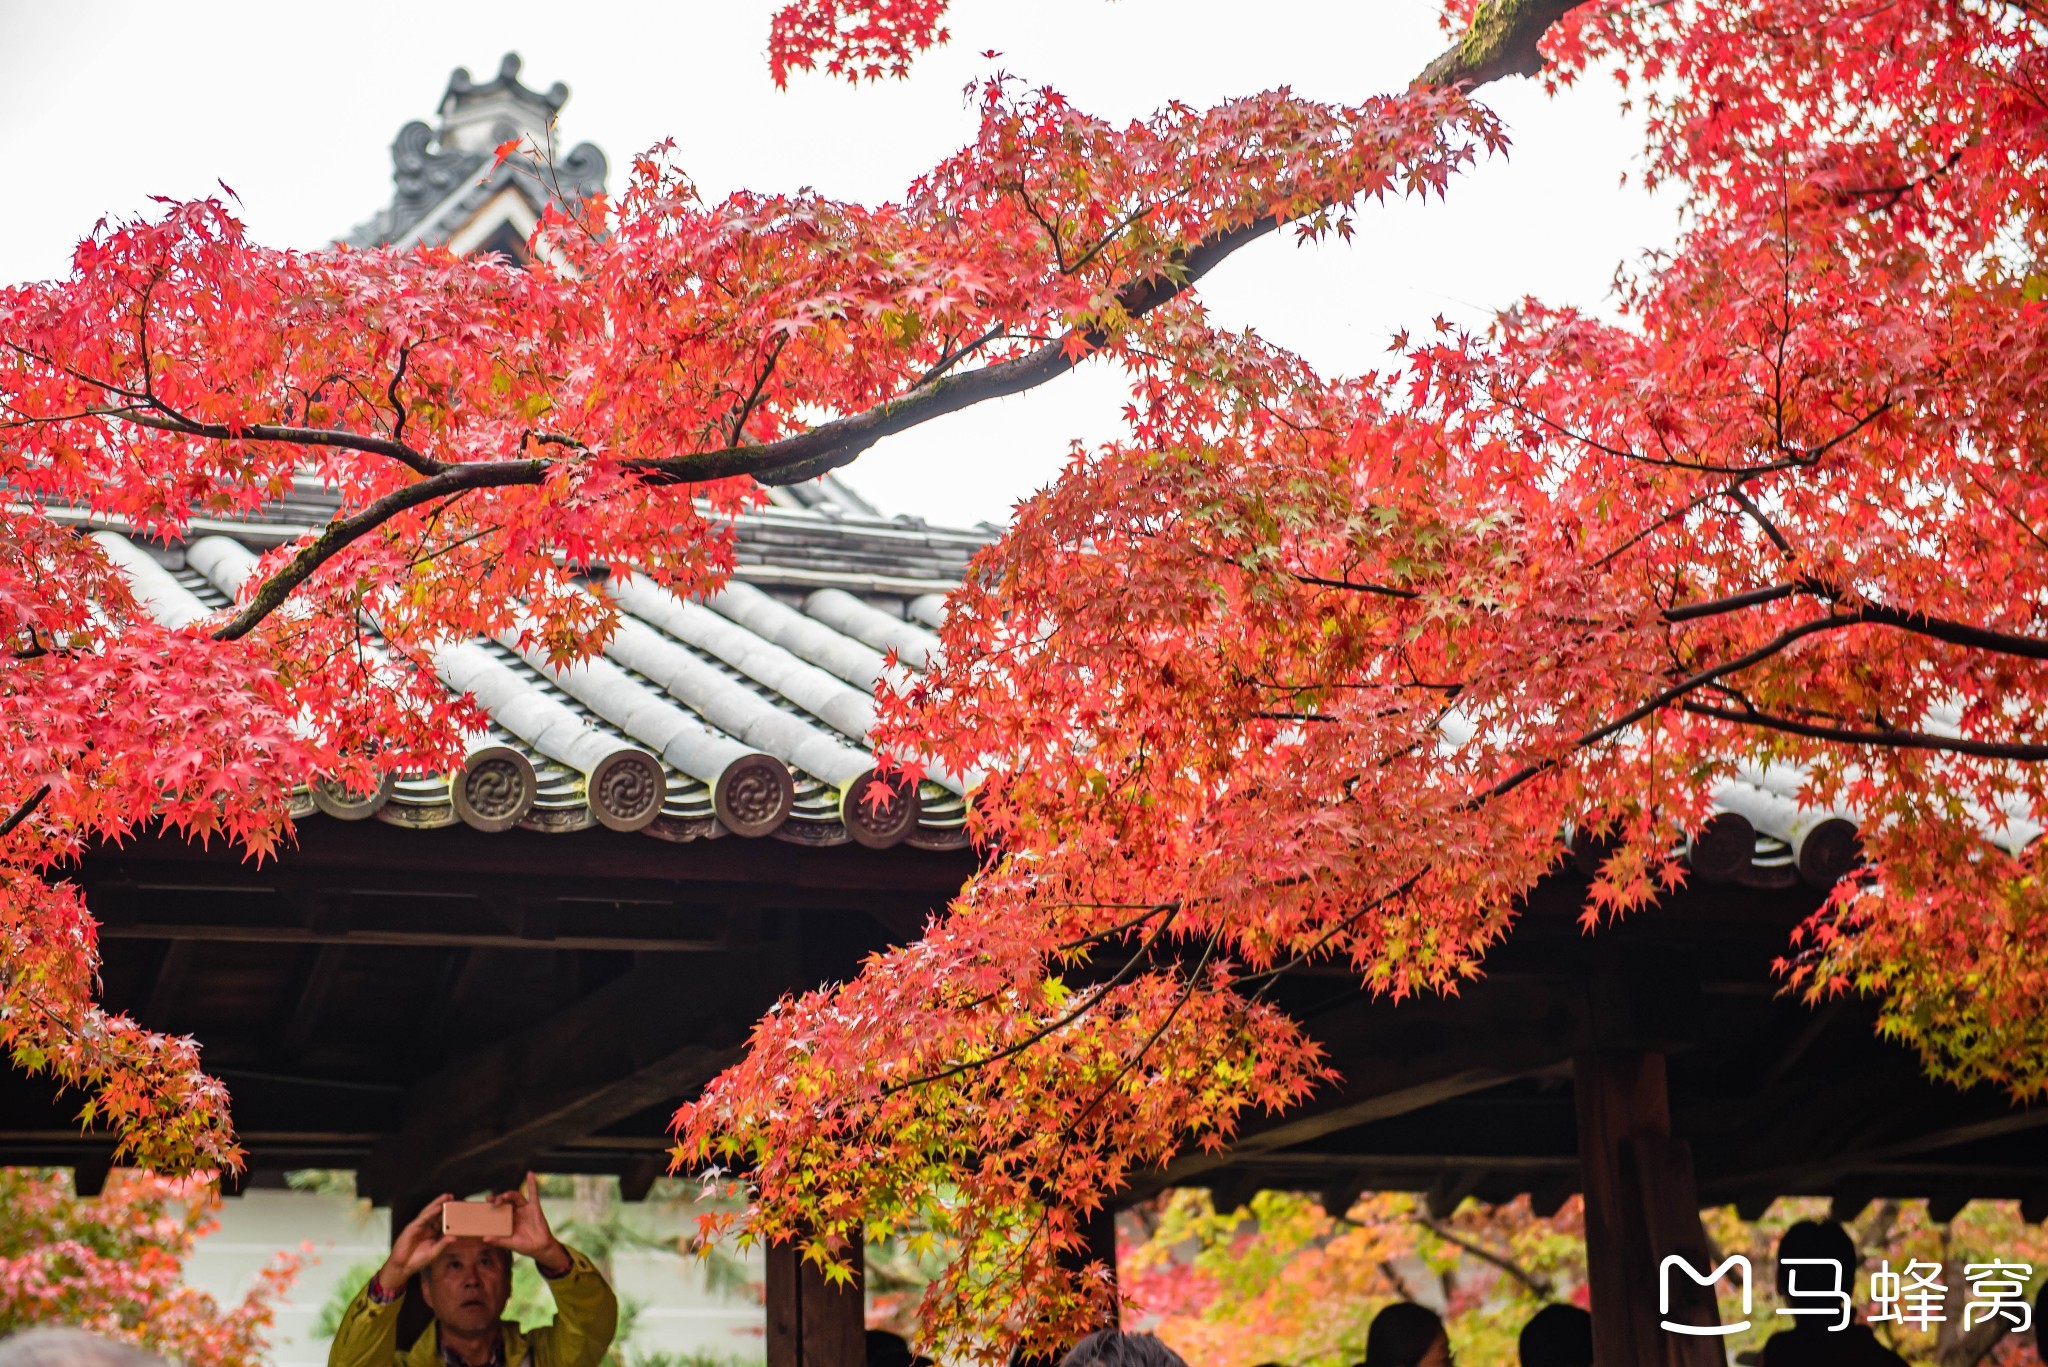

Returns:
343,52,607,255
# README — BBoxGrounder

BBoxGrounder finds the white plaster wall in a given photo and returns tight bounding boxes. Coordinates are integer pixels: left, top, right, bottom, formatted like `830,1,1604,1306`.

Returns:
182,1190,765,1367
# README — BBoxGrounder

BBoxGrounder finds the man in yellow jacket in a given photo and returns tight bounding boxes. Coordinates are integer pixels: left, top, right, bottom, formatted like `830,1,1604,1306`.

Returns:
328,1175,618,1367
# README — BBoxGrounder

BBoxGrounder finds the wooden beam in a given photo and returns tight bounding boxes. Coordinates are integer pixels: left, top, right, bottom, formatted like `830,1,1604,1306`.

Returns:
1705,1087,2048,1197
79,821,976,894
1926,1190,1970,1223
98,921,729,953
1224,1152,1575,1172
277,880,352,937
1733,1193,1773,1221
1207,1173,1262,1214
358,950,790,1203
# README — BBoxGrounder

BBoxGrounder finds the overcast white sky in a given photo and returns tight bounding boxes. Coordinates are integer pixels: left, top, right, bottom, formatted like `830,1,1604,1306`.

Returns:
0,0,1678,528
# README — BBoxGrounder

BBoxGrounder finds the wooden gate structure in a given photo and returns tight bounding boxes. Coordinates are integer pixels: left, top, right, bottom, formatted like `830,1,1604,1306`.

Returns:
6,53,2047,1367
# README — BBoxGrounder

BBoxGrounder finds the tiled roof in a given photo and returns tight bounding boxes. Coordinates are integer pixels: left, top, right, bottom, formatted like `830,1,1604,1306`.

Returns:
77,478,2013,884
88,485,989,852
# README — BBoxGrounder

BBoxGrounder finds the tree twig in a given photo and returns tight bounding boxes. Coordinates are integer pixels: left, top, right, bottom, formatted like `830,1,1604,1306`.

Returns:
0,784,52,840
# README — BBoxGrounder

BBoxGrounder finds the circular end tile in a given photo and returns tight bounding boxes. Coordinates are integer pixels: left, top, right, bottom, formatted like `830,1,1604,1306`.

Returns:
713,753,795,838
452,746,538,832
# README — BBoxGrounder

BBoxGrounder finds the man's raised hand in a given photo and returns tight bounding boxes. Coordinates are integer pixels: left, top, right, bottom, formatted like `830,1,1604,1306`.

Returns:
374,1193,456,1297
487,1173,570,1276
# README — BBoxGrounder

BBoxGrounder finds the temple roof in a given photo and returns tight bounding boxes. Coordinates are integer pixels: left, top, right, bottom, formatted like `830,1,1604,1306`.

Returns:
82,484,990,852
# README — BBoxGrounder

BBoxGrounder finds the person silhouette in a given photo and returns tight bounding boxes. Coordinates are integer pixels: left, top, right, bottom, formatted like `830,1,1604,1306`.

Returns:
1517,1304,1593,1367
1757,1221,1905,1367
1360,1303,1451,1367
866,1331,934,1367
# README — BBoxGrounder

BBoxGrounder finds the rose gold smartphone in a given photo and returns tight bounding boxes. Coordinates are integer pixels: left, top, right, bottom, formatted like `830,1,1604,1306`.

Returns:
442,1200,514,1238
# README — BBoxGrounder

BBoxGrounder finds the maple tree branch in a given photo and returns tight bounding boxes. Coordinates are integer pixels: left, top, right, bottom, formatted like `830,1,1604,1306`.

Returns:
1011,185,1071,273
1062,928,1222,1140
1679,702,2048,761
1726,485,1796,559
1827,594,2048,661
1482,614,1851,802
881,902,1184,1096
708,2,1586,489
1661,582,1800,621
1053,902,1179,953
1061,204,1160,278
699,219,1281,488
0,339,148,404
1591,482,1732,569
210,459,546,641
1419,0,1588,87
1293,572,1421,600
98,407,442,478
386,344,415,446
911,326,1006,390
1238,869,1431,991
1964,466,2048,555
1658,578,2048,661
1409,1214,1554,1298
27,0,1596,654
727,335,790,447
0,783,51,840
1834,150,1966,215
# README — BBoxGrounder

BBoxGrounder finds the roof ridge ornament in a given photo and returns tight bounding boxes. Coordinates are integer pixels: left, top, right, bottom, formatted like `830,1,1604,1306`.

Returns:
342,51,607,251
442,53,570,127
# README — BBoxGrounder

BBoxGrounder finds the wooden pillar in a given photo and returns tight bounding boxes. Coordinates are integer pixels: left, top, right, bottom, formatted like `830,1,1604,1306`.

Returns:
766,1236,865,1367
1079,1205,1120,1328
1574,1052,1724,1367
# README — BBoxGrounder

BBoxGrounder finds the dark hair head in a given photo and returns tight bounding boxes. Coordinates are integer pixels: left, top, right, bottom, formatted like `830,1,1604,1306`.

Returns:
1055,1331,1187,1367
867,1331,916,1367
1775,1221,1859,1300
1517,1304,1593,1367
0,1331,166,1367
1363,1302,1446,1367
